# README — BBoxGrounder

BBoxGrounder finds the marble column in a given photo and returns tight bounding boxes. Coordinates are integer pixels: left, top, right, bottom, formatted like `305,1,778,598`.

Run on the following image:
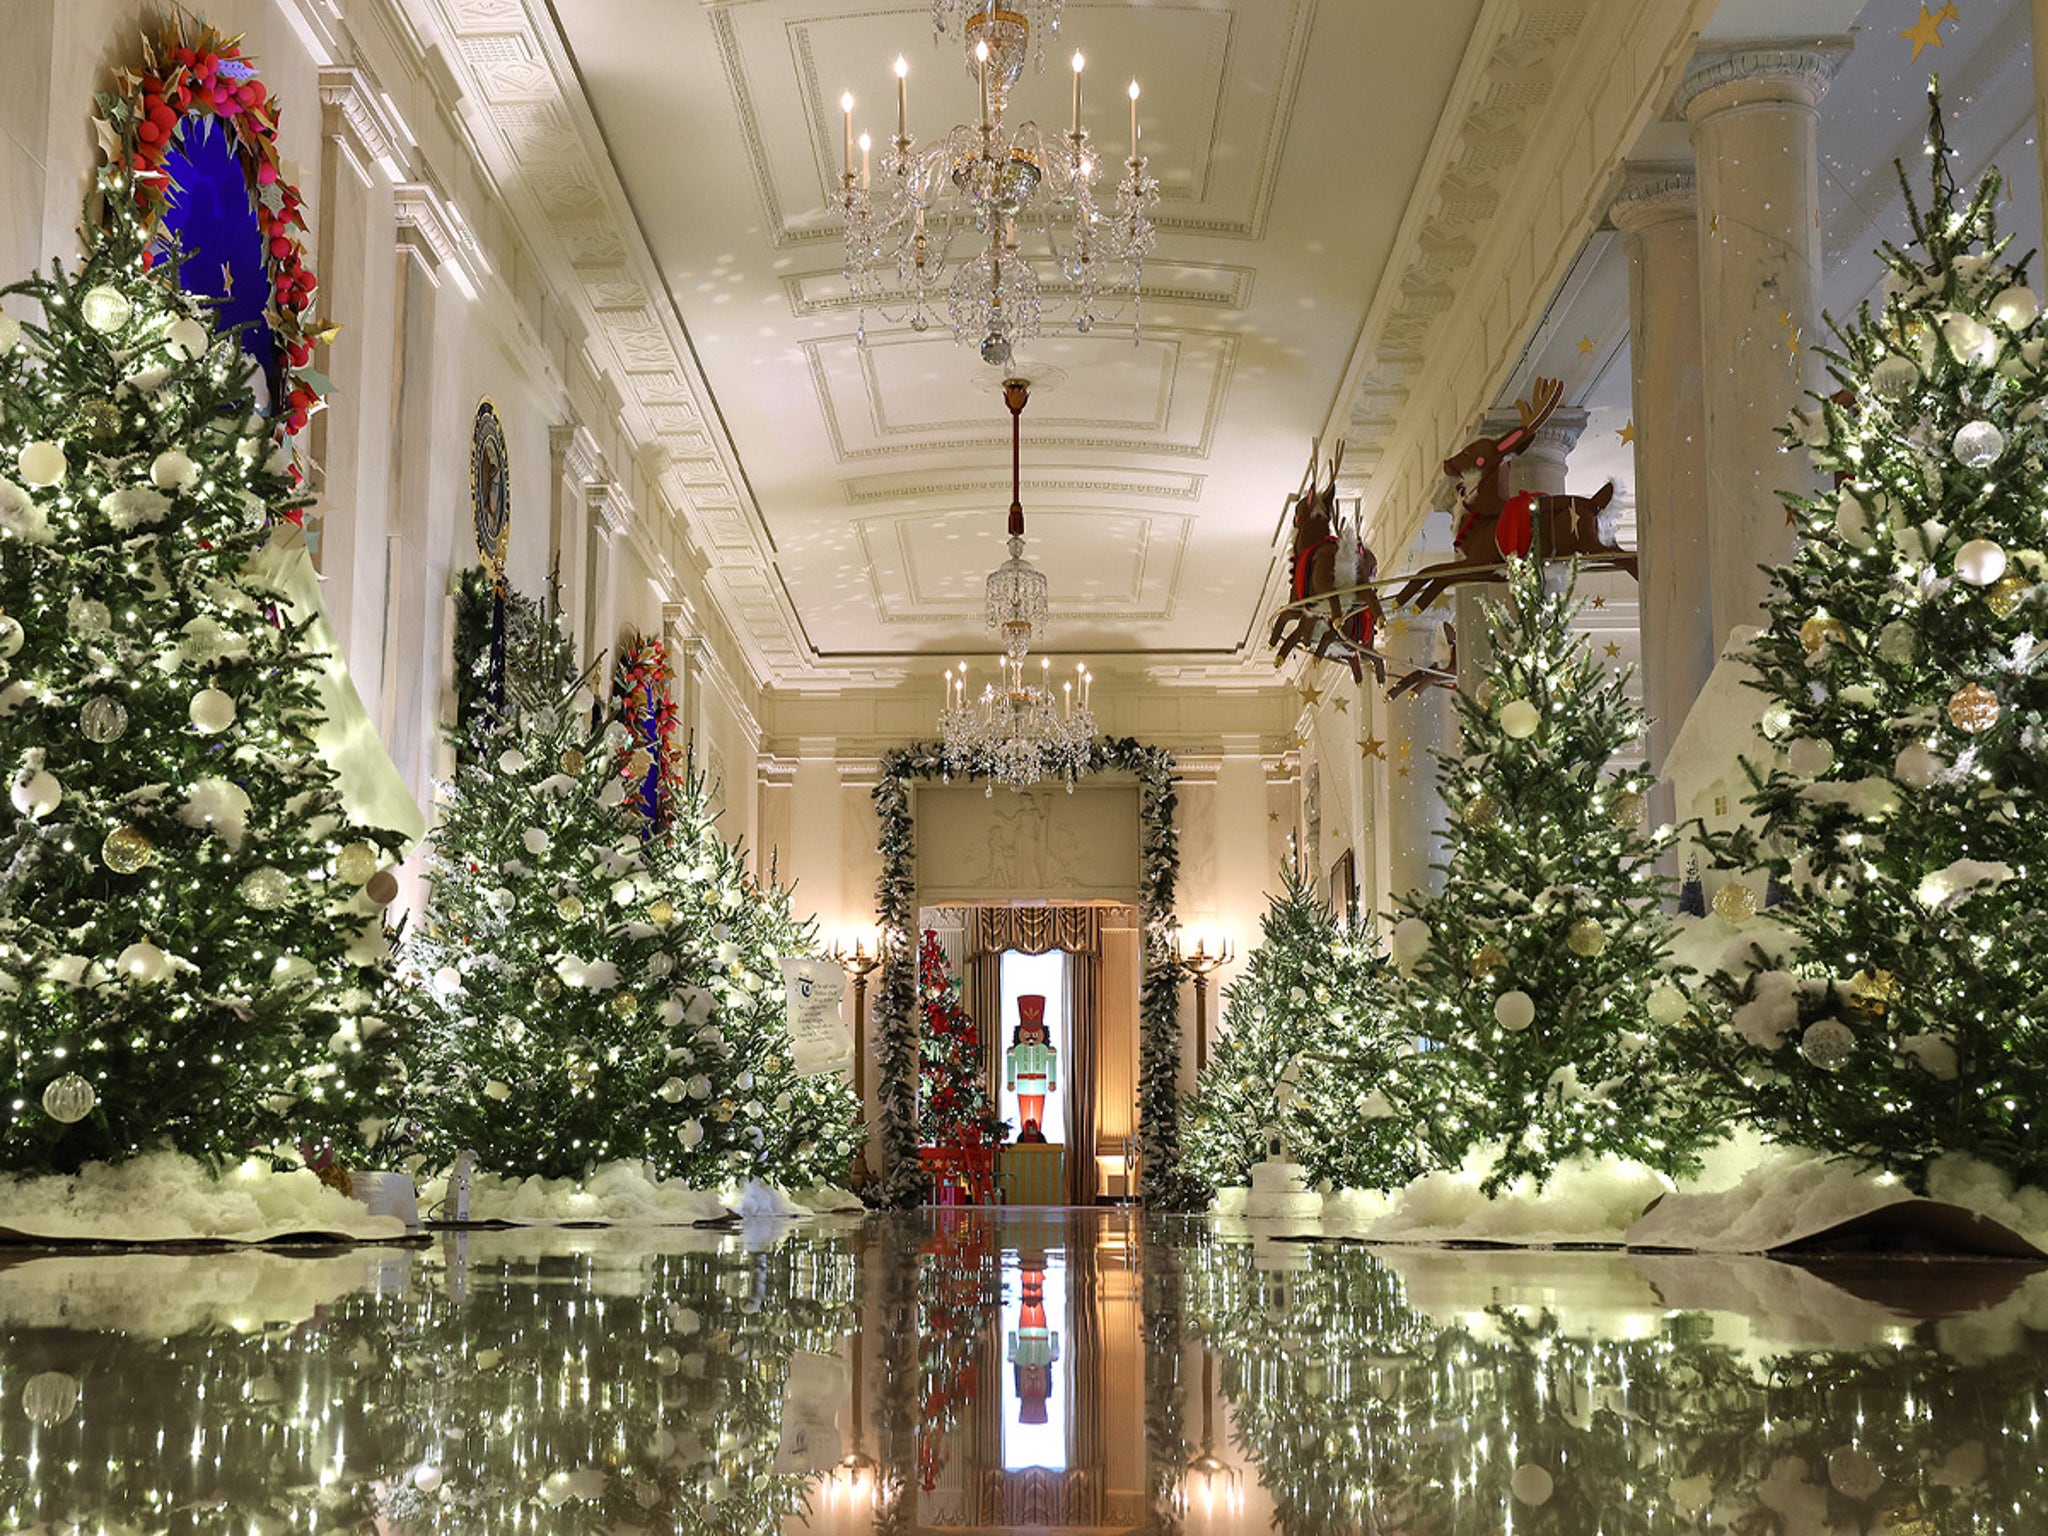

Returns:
1383,672,1451,902
1611,171,1714,795
1679,45,1847,645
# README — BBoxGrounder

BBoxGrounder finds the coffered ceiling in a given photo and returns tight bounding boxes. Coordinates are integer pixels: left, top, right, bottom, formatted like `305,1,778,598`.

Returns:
419,0,1716,686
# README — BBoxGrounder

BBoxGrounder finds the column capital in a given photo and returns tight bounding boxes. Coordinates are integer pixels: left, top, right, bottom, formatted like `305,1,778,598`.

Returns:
1676,41,1850,122
549,423,604,486
1609,167,1697,234
588,481,634,541
318,67,406,183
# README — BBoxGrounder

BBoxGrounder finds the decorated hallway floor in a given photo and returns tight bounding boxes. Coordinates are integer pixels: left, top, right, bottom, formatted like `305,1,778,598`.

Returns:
0,1208,2041,1531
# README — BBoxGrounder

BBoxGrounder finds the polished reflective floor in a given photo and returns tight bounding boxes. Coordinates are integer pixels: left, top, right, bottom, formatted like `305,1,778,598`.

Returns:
2,1210,2044,1532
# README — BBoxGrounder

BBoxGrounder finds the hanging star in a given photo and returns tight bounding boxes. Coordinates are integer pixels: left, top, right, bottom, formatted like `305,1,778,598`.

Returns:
1390,616,1413,637
1397,765,1412,778
1900,3,1946,60
1590,594,1607,609
1292,731,1312,751
1575,335,1596,357
1616,419,1636,446
1396,739,1414,761
1939,0,1960,19
1332,696,1349,714
1268,810,1281,823
1358,734,1387,760
1603,642,1622,659
1297,681,1325,709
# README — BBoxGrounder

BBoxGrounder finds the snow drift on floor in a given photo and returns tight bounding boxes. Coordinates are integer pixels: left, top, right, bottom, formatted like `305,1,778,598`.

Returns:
414,1162,728,1226
0,1152,409,1245
0,1247,406,1333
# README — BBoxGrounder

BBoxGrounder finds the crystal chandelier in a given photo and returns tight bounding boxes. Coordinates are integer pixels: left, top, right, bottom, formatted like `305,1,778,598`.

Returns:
837,3,1159,367
938,378,1096,791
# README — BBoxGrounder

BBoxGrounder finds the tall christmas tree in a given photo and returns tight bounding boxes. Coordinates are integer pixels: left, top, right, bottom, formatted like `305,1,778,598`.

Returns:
1389,556,1703,1193
914,932,1004,1152
0,180,407,1173
1180,864,1425,1196
1684,91,2048,1192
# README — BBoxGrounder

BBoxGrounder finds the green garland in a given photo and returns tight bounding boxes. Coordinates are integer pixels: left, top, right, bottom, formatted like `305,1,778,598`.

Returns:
870,737,1192,1209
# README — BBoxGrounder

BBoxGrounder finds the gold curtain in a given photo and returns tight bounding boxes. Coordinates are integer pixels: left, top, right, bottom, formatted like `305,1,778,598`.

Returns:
1064,955,1098,1204
970,905,1102,958
966,951,1004,1103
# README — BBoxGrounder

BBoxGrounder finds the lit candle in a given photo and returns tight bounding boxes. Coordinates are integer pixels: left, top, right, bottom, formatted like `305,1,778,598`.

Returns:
1064,679,1072,717
859,131,872,189
1071,51,1085,136
1127,79,1140,161
840,91,855,177
977,40,991,126
895,55,909,141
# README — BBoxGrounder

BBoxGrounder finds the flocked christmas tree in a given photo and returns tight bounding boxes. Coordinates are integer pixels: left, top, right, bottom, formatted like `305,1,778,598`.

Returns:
400,590,859,1190
1682,90,2048,1193
0,180,408,1173
1180,863,1426,1196
914,931,1004,1152
1387,556,1704,1192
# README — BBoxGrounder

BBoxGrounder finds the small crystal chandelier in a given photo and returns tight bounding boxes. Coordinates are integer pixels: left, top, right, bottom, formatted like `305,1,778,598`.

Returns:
837,2,1158,367
938,378,1096,792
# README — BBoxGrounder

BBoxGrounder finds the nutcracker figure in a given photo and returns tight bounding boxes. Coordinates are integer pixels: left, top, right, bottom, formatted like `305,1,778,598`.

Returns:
1005,995,1059,1143
1007,1263,1060,1425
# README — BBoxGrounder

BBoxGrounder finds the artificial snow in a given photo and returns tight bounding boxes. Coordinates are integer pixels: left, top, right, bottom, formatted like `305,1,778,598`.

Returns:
0,1151,409,1245
413,1161,726,1226
0,1247,403,1333
1347,1145,1676,1246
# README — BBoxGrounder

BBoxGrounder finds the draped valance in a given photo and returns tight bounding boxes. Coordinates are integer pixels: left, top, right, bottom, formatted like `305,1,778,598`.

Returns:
970,905,1102,958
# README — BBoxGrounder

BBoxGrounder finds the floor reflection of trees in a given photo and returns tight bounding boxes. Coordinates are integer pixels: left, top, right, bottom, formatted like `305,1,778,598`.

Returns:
1185,1237,2048,1535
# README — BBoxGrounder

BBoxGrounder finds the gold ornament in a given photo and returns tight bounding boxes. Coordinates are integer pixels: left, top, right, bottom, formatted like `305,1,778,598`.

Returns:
240,867,291,909
1610,791,1647,827
713,1097,737,1123
560,748,587,776
1847,968,1902,1016
1467,944,1509,980
1712,881,1758,924
315,1163,354,1197
648,897,675,927
1799,614,1847,654
623,748,653,779
1984,573,2028,619
763,1054,783,1075
1462,793,1501,829
566,1058,598,1091
1947,682,2000,734
75,399,122,441
556,895,585,922
611,992,639,1019
536,974,562,1002
334,842,379,885
101,825,154,874
1566,918,1607,957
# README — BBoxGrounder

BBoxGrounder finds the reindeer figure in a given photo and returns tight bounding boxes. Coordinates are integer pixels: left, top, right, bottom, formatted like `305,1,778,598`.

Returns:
1268,441,1388,684
1394,378,1632,612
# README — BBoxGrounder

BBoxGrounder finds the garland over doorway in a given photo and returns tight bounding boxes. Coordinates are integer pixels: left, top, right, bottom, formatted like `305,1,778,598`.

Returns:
872,738,1193,1209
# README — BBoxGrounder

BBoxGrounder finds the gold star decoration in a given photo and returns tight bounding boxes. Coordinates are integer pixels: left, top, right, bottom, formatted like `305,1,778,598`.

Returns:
1292,731,1312,751
1616,419,1636,446
1575,335,1596,357
1397,765,1412,778
1268,810,1281,823
1900,2,1949,60
1332,696,1349,714
1358,734,1387,760
1396,739,1414,761
1390,616,1414,637
1297,681,1325,709
1590,594,1607,609
1603,642,1622,659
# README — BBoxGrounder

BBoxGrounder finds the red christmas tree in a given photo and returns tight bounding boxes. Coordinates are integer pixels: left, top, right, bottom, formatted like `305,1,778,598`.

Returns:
917,931,1005,1150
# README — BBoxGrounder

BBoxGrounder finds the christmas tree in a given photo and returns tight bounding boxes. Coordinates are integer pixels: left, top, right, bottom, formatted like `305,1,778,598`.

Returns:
1180,864,1426,1196
1388,556,1703,1193
1683,90,2048,1192
914,932,1004,1151
0,178,407,1173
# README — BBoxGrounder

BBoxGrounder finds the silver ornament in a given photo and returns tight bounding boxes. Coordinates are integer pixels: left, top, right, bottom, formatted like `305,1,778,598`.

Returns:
79,695,128,744
1953,419,2005,468
40,1071,96,1124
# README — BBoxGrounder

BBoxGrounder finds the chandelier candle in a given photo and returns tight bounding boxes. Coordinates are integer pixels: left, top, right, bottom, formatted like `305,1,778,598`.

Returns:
1071,51,1083,135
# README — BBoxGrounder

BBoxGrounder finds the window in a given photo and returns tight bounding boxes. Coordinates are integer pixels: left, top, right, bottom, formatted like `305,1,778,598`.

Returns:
1000,1250,1069,1471
997,950,1067,1145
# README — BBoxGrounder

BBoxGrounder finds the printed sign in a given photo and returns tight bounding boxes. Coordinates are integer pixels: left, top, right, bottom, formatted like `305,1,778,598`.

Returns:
780,957,852,1076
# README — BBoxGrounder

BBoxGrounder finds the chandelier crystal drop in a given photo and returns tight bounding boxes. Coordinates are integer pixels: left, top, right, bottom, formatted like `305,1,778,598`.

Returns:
838,5,1158,366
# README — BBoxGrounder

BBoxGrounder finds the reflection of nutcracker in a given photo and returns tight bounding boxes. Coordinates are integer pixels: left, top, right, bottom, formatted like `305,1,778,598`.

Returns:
1006,995,1058,1143
1007,1266,1060,1425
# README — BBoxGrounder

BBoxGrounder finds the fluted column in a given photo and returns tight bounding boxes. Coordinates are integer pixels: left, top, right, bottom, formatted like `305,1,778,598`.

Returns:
1611,170,1714,791
1679,44,1847,644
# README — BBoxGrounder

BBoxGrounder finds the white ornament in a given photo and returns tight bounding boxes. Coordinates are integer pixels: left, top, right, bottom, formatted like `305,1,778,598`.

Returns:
40,1073,95,1124
483,1080,512,1102
1991,286,2040,330
165,317,210,361
20,1371,80,1425
189,688,236,734
680,1118,705,1147
1801,1017,1855,1071
522,827,550,855
0,313,18,352
1493,990,1536,1032
1869,352,1920,400
117,940,170,984
150,450,200,491
497,748,527,774
16,441,65,487
1498,699,1541,739
1833,491,1873,549
1894,742,1943,790
1647,981,1689,1026
1391,916,1432,963
1876,621,1917,664
0,614,21,657
432,966,464,996
1510,1464,1555,1507
1953,419,2005,468
412,1464,445,1494
1828,1446,1885,1500
10,769,59,818
658,1076,688,1103
1942,310,1999,366
1786,737,1835,777
80,285,133,333
1955,538,2008,586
